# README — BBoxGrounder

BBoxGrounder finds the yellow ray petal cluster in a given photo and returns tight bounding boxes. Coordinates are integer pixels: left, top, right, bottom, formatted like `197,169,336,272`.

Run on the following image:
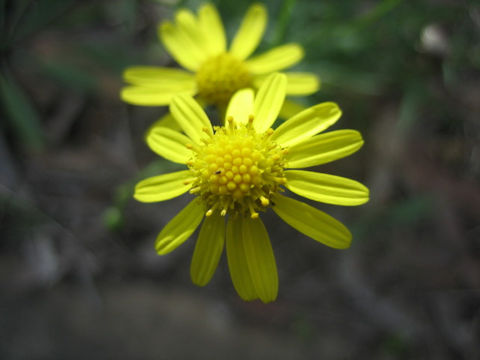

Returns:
121,3,319,108
133,73,369,303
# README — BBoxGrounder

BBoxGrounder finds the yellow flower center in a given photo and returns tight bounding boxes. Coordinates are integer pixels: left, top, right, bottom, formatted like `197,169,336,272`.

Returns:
187,117,287,218
195,53,252,105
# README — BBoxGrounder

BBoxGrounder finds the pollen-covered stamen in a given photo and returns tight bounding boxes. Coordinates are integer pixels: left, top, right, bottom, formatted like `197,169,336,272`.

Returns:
187,116,286,218
196,53,252,105
259,196,269,206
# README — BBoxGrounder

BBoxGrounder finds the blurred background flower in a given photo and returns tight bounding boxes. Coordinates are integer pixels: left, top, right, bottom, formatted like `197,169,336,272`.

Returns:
0,0,479,359
120,3,319,111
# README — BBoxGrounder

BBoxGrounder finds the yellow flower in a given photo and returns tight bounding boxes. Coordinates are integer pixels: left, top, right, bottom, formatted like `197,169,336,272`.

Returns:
121,3,319,108
134,73,368,303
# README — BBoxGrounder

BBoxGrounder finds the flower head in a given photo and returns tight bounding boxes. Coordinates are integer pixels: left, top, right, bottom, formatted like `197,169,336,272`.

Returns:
121,3,319,108
134,73,369,303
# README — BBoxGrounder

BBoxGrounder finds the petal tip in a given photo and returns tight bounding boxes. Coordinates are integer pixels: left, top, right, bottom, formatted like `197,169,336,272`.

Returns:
122,68,132,81
190,274,209,287
199,3,214,12
132,192,143,202
338,228,353,249
119,87,135,103
291,43,305,58
311,75,321,92
158,21,174,35
251,3,267,14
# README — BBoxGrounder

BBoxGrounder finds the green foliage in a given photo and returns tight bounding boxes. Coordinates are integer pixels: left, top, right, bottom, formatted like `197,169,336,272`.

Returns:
352,195,434,242
0,0,139,151
37,60,99,93
0,70,44,150
7,0,77,45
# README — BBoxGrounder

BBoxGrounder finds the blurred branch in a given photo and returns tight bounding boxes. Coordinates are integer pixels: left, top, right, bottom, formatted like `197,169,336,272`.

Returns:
337,252,427,341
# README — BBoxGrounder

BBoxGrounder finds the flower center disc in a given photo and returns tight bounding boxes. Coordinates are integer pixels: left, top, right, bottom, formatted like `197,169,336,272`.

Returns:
188,120,286,218
196,54,252,105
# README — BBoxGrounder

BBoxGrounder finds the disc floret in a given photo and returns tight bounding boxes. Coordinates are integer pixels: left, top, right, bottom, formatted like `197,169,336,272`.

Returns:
195,53,252,105
187,116,287,218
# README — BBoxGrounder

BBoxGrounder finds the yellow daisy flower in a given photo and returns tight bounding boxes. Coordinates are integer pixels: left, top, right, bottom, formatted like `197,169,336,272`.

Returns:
134,73,368,303
121,3,319,109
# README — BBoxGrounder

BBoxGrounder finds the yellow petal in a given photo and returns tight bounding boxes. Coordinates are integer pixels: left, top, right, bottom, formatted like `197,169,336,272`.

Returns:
252,71,319,98
146,112,181,135
285,170,369,206
286,129,364,168
190,214,225,286
155,198,204,255
226,217,258,301
242,218,278,303
198,3,226,55
225,88,254,125
245,44,304,74
146,126,192,164
170,94,213,144
273,194,352,249
123,66,195,87
253,73,287,133
278,99,307,119
271,102,342,147
134,170,193,203
229,3,267,60
284,72,320,95
174,9,211,60
121,85,196,106
158,21,204,71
